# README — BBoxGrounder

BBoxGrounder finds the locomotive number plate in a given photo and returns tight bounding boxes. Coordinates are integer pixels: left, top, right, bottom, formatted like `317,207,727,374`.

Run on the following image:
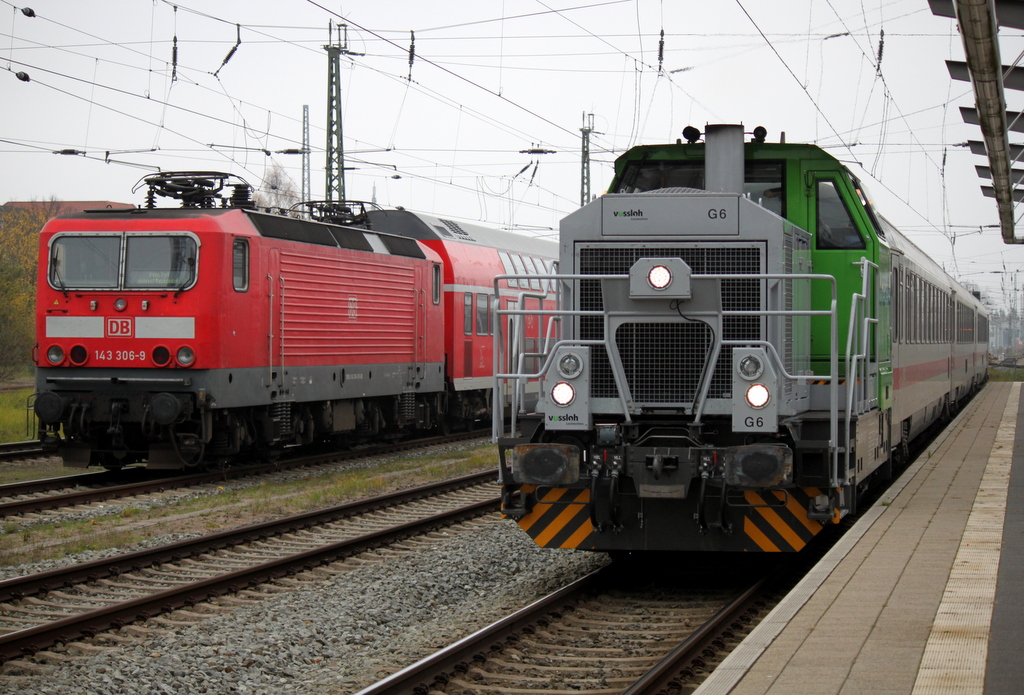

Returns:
94,349,147,362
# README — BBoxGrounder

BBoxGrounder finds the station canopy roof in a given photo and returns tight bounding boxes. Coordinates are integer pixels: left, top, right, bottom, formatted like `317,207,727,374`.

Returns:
930,0,1024,243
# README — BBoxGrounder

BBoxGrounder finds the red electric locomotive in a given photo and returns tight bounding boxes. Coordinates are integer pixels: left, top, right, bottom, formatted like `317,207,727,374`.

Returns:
33,172,556,470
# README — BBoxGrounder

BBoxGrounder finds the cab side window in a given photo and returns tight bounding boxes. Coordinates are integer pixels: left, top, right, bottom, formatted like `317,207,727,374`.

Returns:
232,239,249,292
816,180,865,250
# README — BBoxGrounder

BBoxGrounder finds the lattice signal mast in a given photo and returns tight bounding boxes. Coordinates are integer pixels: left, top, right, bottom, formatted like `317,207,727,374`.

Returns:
302,104,310,204
581,113,597,206
324,22,362,202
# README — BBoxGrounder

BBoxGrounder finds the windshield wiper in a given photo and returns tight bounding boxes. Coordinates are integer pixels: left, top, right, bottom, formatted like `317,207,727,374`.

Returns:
172,258,196,298
51,256,69,298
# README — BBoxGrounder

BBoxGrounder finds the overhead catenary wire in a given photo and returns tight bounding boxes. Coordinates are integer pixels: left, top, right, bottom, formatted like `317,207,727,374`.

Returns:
2,0,1021,289
1,26,578,220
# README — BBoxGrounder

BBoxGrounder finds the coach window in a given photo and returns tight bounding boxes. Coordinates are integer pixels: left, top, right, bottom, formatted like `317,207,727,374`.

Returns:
528,255,544,290
432,264,441,304
476,294,489,335
815,180,865,250
498,251,518,289
892,268,900,342
539,258,555,294
232,238,249,292
509,253,529,287
464,293,473,335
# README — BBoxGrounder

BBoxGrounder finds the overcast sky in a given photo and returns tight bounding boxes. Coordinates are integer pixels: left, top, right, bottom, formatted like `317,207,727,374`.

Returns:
3,0,1024,308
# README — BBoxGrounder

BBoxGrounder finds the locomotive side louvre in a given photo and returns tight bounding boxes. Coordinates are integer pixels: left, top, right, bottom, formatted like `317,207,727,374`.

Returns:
494,124,989,553
261,231,445,401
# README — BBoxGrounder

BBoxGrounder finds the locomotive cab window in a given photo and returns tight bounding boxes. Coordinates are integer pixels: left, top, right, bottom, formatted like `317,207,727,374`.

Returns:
125,235,198,289
49,232,199,291
815,180,865,250
232,238,249,292
613,160,784,215
744,161,784,216
50,235,120,289
615,160,703,193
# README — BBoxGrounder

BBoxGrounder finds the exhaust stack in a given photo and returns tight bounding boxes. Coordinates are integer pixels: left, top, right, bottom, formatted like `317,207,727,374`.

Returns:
704,124,745,195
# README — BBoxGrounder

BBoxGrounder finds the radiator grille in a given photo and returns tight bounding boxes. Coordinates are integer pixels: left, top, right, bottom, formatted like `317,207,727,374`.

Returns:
616,322,712,404
579,245,762,402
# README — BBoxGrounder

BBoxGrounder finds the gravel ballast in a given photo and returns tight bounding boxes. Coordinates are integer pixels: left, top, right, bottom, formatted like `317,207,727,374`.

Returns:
0,518,609,694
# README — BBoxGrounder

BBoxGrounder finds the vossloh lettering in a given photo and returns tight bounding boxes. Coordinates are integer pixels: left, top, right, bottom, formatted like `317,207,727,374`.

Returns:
612,209,644,218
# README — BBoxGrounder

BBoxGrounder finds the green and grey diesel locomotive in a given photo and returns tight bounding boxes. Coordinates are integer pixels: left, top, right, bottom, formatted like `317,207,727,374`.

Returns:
493,124,988,553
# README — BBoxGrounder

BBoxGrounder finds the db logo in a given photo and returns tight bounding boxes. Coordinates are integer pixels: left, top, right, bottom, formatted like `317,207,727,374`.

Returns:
106,317,134,338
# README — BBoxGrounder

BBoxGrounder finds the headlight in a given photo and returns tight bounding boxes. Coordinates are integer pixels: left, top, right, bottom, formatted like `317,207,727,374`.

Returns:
738,355,763,380
46,345,65,364
114,297,127,311
69,345,88,365
551,382,575,406
745,383,771,409
647,264,672,289
152,346,171,367
557,352,583,379
176,346,195,366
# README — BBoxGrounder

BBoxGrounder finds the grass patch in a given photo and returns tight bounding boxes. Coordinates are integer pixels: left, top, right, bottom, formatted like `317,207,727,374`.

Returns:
989,367,1024,382
0,443,499,568
0,459,76,485
0,387,36,443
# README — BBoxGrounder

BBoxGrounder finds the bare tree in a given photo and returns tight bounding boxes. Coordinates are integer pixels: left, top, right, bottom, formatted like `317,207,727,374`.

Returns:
254,161,300,210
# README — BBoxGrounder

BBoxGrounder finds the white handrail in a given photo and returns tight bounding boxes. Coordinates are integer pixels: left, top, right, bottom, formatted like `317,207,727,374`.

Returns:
493,270,842,477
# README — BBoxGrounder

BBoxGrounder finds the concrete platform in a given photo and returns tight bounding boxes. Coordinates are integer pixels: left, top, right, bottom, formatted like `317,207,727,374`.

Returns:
693,381,1023,695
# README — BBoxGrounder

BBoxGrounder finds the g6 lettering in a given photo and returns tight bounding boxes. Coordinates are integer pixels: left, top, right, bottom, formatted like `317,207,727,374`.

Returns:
744,416,764,428
708,208,728,220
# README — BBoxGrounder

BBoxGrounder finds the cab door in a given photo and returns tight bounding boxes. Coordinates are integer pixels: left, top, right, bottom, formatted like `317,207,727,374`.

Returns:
797,169,880,375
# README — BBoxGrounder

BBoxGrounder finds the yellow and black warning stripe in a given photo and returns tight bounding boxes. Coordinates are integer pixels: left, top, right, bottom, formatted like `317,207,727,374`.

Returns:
809,379,847,386
516,486,594,549
740,487,825,552
513,485,826,552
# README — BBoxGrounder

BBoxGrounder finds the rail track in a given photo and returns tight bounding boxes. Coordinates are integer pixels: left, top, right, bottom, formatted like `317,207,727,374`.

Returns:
0,441,45,462
0,469,499,668
0,431,488,521
356,563,772,695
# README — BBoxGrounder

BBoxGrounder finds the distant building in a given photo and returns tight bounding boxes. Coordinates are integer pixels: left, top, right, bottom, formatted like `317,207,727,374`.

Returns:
2,200,134,215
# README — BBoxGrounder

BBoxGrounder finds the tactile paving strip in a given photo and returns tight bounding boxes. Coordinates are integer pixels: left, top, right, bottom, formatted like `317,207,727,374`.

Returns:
911,382,1020,695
